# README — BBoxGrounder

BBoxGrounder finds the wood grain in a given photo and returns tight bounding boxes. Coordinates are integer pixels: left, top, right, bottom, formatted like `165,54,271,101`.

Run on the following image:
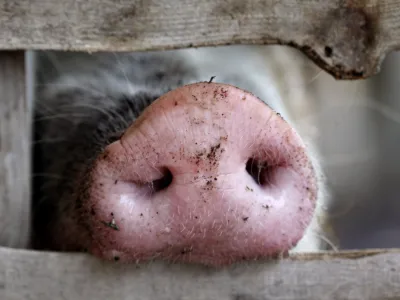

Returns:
0,52,31,248
0,0,400,79
1,247,400,300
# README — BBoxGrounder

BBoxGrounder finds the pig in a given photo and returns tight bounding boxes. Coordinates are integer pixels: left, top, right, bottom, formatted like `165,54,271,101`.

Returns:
31,45,333,267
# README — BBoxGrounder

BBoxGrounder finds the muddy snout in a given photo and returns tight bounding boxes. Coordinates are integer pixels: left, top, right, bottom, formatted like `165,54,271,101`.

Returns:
84,82,318,267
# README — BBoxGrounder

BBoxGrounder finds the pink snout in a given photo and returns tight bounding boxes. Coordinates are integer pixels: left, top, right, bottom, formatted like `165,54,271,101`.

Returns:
84,82,318,267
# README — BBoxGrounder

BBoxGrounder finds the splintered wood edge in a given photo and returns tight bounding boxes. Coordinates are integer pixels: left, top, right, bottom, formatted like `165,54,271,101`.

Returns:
1,0,400,80
1,247,400,300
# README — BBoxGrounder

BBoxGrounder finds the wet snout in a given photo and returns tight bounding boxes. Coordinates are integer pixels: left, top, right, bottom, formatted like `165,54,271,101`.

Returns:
85,82,318,267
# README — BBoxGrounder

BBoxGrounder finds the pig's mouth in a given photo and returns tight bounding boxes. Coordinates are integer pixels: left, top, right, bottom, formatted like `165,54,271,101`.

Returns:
80,82,319,267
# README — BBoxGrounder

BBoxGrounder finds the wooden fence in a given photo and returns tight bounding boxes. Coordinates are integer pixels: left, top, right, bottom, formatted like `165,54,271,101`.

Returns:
1,0,400,299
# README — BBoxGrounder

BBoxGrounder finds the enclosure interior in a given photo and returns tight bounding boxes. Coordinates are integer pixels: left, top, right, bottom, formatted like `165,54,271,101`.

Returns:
3,45,400,252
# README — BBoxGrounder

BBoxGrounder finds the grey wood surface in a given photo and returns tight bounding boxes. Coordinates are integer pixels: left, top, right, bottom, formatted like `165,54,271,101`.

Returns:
1,247,400,300
0,51,31,249
0,0,399,79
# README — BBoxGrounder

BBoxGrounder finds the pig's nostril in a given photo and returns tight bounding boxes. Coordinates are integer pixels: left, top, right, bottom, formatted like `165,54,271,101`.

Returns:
246,158,274,187
150,167,173,192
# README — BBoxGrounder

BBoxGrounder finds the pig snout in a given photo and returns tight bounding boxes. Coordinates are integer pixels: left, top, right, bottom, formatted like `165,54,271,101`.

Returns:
83,82,318,267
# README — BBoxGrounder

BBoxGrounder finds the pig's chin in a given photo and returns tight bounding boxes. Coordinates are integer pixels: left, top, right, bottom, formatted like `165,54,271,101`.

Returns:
80,82,318,267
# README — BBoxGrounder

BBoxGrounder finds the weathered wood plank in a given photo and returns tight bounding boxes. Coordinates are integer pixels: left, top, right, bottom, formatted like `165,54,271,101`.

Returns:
1,247,400,300
0,52,31,248
0,0,400,79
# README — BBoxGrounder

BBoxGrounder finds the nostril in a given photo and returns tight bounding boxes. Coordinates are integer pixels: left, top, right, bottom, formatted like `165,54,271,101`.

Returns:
246,158,275,187
150,167,173,192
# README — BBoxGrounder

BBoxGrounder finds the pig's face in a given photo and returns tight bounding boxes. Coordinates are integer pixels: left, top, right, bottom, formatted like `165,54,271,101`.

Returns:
32,47,329,267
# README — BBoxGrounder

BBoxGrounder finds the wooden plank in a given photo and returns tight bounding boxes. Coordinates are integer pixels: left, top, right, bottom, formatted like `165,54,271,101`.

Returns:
0,0,399,80
0,52,31,248
1,247,400,300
